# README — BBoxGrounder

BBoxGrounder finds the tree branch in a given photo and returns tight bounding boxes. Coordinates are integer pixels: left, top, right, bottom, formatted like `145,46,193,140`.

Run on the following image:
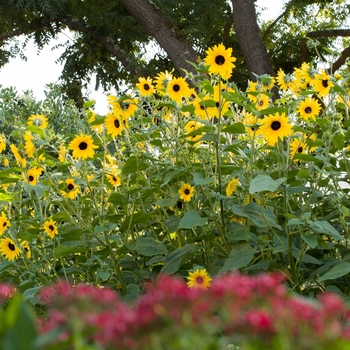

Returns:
262,9,288,41
330,46,350,73
299,29,350,65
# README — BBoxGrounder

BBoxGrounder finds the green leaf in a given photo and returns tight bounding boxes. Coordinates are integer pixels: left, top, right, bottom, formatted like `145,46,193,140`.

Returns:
161,169,187,187
193,172,213,185
231,202,281,229
219,243,255,273
120,211,153,231
307,220,341,241
52,212,72,222
258,107,288,116
155,197,177,207
181,105,195,114
319,262,350,281
178,210,207,229
26,125,45,138
83,100,95,108
332,134,345,150
97,269,110,281
0,192,15,202
134,237,168,257
165,215,180,232
161,244,195,274
222,122,245,134
122,156,149,175
54,244,85,258
226,226,251,241
301,233,318,249
249,175,286,193
297,169,312,179
107,193,129,205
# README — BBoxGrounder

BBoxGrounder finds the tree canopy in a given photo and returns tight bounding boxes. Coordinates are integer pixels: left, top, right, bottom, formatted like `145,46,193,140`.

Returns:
1,0,350,99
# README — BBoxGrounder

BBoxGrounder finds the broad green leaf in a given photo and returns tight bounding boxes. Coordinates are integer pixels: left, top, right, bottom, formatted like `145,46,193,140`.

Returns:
107,193,129,205
122,156,149,175
134,237,168,257
0,192,15,202
26,125,45,138
83,100,95,108
297,169,312,179
332,134,345,150
258,107,288,115
178,210,207,229
54,244,85,258
222,122,245,134
97,269,110,281
165,215,180,232
120,211,153,232
319,262,350,281
307,220,341,240
249,175,286,193
301,232,318,249
155,197,177,207
219,243,255,273
231,202,281,229
226,226,251,241
193,172,213,185
52,212,72,222
161,168,187,187
181,104,195,114
161,244,195,274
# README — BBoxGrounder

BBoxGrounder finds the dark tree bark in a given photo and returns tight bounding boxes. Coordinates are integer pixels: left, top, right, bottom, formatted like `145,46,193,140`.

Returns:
119,0,198,78
231,0,275,78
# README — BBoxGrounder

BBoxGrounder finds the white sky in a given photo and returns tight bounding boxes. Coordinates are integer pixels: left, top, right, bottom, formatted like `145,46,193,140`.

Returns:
0,1,285,114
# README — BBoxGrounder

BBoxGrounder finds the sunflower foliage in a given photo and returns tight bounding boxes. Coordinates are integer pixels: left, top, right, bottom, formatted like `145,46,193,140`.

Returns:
1,43,350,301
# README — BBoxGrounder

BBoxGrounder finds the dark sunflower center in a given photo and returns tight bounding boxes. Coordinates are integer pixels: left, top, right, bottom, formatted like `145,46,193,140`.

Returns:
173,84,180,92
215,55,225,65
298,146,303,153
200,105,205,110
305,107,312,114
177,201,183,209
67,183,74,191
122,103,130,110
8,243,15,251
322,79,329,88
114,119,120,128
79,142,88,150
216,102,220,108
24,246,29,252
184,189,190,195
29,175,34,182
196,276,203,284
144,84,150,91
259,100,264,106
112,176,117,181
271,121,281,131
48,225,54,231
3,222,7,227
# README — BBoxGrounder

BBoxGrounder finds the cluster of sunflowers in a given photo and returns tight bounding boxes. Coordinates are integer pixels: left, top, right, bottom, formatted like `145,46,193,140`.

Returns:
0,42,349,296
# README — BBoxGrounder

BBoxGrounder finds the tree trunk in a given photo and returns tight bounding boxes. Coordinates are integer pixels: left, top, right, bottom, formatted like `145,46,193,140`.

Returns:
231,0,275,79
119,0,198,78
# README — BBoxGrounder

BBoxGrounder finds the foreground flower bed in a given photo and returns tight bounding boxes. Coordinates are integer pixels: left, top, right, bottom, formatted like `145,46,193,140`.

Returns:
1,273,350,349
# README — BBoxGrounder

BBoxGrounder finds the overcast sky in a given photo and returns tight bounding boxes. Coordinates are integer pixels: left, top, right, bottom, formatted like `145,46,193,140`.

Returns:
0,0,284,114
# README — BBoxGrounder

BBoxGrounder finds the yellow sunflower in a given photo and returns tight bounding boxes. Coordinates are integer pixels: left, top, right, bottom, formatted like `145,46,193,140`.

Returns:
0,238,22,261
136,77,155,97
226,178,239,196
106,172,122,187
10,144,26,167
0,135,6,153
88,111,104,134
312,69,334,97
290,136,307,160
119,98,139,119
259,112,292,146
24,131,35,158
43,218,58,239
27,167,42,186
256,94,270,110
20,240,31,259
204,43,236,80
3,158,9,167
166,77,190,103
247,81,259,103
0,212,10,235
276,68,290,91
58,145,67,162
61,178,80,199
187,268,212,290
69,134,98,160
193,96,216,120
296,97,321,122
105,113,124,137
178,183,195,202
27,114,48,130
154,70,173,95
243,113,262,138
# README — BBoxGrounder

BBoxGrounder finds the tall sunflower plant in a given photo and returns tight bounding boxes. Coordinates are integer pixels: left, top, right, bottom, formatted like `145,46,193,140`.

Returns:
0,43,350,300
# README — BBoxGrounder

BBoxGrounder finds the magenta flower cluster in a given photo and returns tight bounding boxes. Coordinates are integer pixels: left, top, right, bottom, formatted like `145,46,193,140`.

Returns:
36,273,350,349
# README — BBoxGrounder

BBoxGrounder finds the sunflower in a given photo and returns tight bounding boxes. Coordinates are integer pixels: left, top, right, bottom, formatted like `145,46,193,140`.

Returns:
106,172,122,187
0,238,22,261
0,135,6,153
193,96,216,120
243,113,262,138
10,144,26,167
247,81,259,103
105,113,124,137
204,43,236,80
24,131,35,158
256,94,270,110
290,136,307,160
61,178,80,199
2,158,9,167
69,134,98,160
312,69,334,97
27,114,48,130
88,111,104,134
119,98,139,119
226,178,239,196
136,77,155,97
166,77,190,103
154,70,173,95
296,97,321,122
20,240,31,259
187,268,212,290
58,145,67,162
178,183,195,202
0,212,10,235
276,68,290,91
27,167,42,186
43,218,58,239
259,112,292,146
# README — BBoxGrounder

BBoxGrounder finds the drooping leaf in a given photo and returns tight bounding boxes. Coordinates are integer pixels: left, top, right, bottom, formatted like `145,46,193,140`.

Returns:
249,175,286,194
220,243,255,273
161,244,196,274
319,262,350,281
178,210,207,229
134,237,168,257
